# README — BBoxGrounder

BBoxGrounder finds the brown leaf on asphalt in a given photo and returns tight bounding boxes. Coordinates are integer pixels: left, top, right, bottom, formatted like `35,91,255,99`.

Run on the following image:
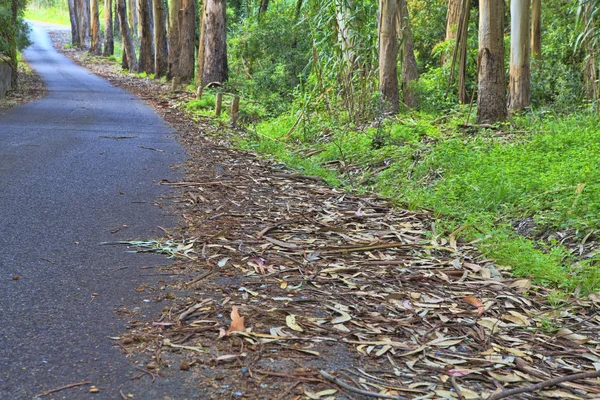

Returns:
226,306,245,335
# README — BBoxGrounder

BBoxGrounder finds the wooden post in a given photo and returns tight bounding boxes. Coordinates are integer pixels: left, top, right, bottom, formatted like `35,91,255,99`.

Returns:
230,96,240,126
215,92,223,117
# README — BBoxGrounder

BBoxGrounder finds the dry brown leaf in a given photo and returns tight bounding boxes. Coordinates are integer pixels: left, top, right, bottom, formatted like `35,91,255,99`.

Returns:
462,295,484,315
226,306,245,335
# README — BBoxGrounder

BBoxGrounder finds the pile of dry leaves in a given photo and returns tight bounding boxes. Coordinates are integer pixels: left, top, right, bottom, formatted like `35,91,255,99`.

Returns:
51,32,600,400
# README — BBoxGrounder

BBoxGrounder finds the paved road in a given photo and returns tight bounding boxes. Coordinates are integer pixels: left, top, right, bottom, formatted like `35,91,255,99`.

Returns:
0,24,196,399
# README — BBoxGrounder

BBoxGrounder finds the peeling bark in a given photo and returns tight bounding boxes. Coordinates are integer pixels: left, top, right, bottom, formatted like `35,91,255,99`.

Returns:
508,0,531,110
90,0,102,55
379,0,399,113
103,0,114,56
197,0,228,86
118,0,139,72
166,0,181,80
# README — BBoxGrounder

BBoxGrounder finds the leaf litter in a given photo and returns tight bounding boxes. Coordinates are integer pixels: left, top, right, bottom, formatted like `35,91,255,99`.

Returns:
48,33,600,399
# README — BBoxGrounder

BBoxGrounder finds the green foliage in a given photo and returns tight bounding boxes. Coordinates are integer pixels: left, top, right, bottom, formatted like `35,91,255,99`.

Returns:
0,0,31,61
24,4,70,25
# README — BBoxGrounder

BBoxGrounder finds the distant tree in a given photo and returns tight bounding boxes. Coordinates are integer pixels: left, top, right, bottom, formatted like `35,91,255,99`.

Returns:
531,0,541,60
166,0,180,80
138,0,154,73
379,0,399,113
178,0,196,82
103,0,115,56
118,0,138,71
76,0,90,48
67,0,79,46
90,0,102,55
153,0,168,77
397,0,419,108
477,0,507,123
197,0,228,87
443,0,462,64
509,0,531,110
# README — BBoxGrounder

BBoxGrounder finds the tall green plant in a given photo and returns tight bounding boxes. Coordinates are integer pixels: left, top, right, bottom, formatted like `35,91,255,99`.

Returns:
0,0,31,89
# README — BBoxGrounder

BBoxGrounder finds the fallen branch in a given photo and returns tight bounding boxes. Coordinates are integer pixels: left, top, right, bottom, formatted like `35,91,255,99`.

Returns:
488,370,600,400
320,370,408,400
35,381,93,397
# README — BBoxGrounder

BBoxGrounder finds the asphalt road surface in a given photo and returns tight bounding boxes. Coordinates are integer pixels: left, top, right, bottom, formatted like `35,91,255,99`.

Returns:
0,24,198,399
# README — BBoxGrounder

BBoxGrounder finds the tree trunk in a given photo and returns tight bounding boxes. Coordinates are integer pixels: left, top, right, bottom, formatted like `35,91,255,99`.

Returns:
138,0,155,73
118,0,139,72
583,6,597,100
477,0,507,123
178,0,196,82
336,0,355,70
397,0,419,108
114,0,121,37
76,0,90,48
90,0,102,55
258,0,269,15
9,0,18,89
508,0,531,110
129,0,138,36
379,0,399,113
68,0,80,46
443,0,462,64
457,0,470,103
103,0,114,56
530,0,541,60
197,0,228,86
153,0,168,77
166,0,181,80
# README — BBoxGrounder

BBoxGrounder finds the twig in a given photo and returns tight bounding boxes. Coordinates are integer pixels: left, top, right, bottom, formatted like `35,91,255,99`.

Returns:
138,145,164,152
133,365,157,382
35,381,93,397
451,376,465,400
487,370,600,400
274,381,300,400
319,370,408,400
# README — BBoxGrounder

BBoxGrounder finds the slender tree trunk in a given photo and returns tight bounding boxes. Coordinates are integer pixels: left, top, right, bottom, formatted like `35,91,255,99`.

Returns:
258,0,269,15
103,0,114,56
457,0,470,103
128,0,138,36
90,0,102,55
508,0,531,110
477,0,507,123
9,0,18,89
397,0,419,108
166,0,181,80
76,0,90,48
68,0,80,46
291,0,303,48
197,0,228,86
583,5,597,100
379,0,399,113
196,0,207,86
138,0,155,73
118,0,139,71
443,0,462,64
114,0,121,37
153,0,168,77
178,0,196,82
531,0,541,60
336,0,355,70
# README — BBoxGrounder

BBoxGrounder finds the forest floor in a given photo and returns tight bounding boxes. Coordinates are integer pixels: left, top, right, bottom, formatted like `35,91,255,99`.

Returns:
48,31,600,400
0,60,45,111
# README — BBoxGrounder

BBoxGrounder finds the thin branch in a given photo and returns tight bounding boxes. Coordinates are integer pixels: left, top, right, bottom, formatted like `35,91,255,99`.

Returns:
320,370,408,400
488,370,600,400
35,381,93,397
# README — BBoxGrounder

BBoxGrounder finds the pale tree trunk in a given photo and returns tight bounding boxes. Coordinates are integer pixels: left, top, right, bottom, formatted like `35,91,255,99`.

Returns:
76,0,90,48
128,0,138,36
114,0,120,37
477,0,507,123
530,0,541,60
138,0,155,73
396,0,419,108
508,0,531,110
118,0,139,72
90,0,101,55
178,0,196,82
68,0,80,46
379,0,399,113
103,0,114,56
166,0,181,80
443,0,461,64
583,6,598,100
197,0,228,86
153,0,168,77
335,0,355,70
196,0,207,86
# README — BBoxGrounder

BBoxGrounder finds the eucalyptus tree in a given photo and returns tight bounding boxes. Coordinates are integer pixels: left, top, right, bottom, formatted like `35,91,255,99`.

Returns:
90,0,101,55
102,0,114,56
397,0,419,108
118,0,138,72
197,0,229,87
477,0,507,123
178,0,196,82
379,0,399,113
508,0,531,110
153,0,168,77
531,0,541,60
138,0,154,73
576,0,599,101
166,0,180,80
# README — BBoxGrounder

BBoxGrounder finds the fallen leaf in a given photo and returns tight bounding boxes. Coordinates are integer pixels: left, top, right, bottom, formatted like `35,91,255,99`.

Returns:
286,314,304,332
226,306,245,335
463,295,484,315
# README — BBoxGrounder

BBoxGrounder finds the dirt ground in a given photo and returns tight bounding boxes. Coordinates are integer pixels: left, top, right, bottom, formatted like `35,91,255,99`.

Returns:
46,31,600,400
0,61,45,111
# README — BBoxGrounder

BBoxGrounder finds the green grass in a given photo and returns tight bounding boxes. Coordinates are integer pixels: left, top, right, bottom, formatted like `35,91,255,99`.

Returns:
183,104,600,295
25,6,70,26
